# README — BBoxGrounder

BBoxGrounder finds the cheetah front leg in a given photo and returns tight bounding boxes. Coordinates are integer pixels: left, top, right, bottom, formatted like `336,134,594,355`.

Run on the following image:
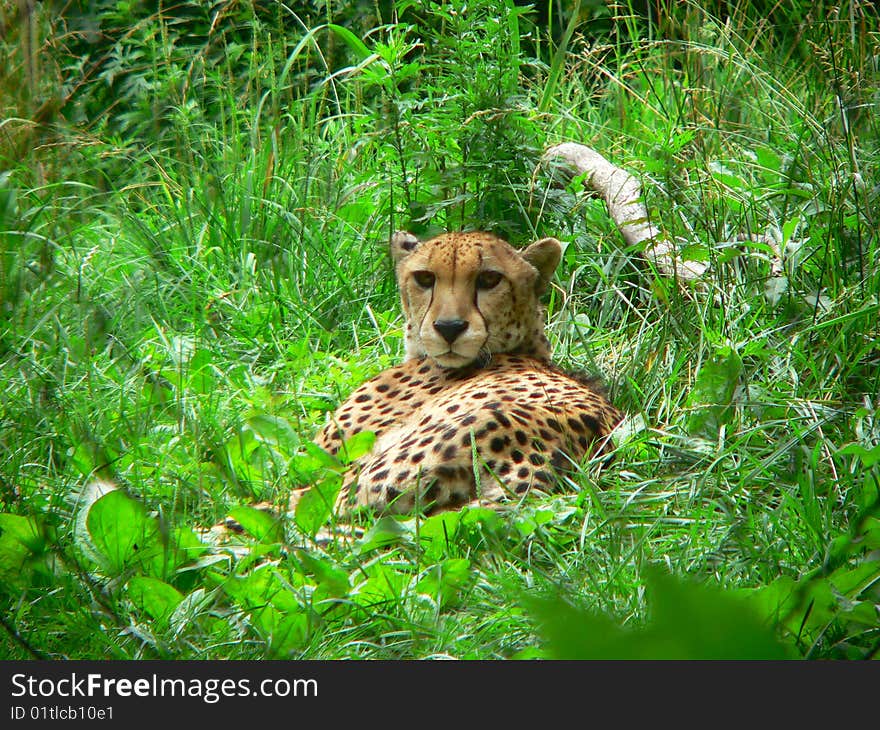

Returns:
349,456,479,514
346,427,543,514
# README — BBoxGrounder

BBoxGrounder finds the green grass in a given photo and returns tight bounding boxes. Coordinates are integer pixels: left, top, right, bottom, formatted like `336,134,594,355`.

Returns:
1,0,878,659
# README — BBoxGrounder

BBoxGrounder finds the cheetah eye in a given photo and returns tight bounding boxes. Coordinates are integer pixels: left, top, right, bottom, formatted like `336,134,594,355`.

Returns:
476,270,503,290
413,271,436,288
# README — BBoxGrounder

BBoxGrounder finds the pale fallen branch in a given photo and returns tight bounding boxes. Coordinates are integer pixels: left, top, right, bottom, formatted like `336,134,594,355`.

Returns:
543,142,708,283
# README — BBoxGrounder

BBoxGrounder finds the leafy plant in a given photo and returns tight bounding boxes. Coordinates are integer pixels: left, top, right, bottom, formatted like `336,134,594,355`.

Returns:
526,566,794,659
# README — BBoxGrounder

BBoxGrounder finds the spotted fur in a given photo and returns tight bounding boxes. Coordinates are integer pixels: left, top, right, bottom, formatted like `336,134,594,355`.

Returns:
313,231,622,514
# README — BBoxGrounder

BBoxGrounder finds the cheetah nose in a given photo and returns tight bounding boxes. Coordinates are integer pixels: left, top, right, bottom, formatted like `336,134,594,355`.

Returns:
433,318,469,344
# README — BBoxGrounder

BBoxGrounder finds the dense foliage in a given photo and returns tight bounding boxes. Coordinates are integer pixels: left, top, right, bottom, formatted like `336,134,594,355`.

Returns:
1,0,878,659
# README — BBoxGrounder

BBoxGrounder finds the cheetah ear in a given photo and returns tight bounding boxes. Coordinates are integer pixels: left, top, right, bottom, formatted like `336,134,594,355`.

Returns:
521,237,562,292
390,231,421,262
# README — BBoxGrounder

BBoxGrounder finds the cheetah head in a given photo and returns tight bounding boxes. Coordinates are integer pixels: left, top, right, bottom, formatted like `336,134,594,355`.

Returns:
391,231,562,369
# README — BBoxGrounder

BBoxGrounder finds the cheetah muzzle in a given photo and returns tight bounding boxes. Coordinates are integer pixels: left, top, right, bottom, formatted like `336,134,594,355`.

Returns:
311,231,623,514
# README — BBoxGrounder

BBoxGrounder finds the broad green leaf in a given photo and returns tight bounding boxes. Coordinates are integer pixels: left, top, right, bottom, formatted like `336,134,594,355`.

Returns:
302,441,343,467
860,517,880,550
295,551,351,611
680,243,710,262
686,345,743,436
750,557,880,644
644,568,792,659
186,348,215,394
340,430,376,463
168,588,212,635
357,515,413,554
127,576,184,627
460,506,503,533
228,505,284,544
826,559,880,600
739,576,800,626
0,513,46,553
416,558,471,608
86,490,162,576
170,526,210,567
294,475,343,539
327,23,373,61
754,145,782,174
709,162,747,189
419,511,462,560
224,428,265,484
417,507,504,558
523,593,632,659
294,550,350,598
353,562,406,609
513,509,554,537
222,563,308,655
223,564,303,613
0,535,30,587
251,605,309,657
838,442,880,468
247,413,298,452
781,216,800,248
0,514,49,589
858,474,879,512
526,566,792,659
290,442,344,484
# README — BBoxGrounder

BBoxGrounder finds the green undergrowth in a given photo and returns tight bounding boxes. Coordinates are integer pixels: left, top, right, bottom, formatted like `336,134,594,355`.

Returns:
1,0,878,659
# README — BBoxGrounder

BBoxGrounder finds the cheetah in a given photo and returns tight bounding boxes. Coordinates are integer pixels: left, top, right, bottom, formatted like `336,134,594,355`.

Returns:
312,231,623,514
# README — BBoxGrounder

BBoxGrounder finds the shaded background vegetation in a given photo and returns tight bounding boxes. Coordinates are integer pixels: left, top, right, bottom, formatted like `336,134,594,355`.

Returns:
1,0,878,659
